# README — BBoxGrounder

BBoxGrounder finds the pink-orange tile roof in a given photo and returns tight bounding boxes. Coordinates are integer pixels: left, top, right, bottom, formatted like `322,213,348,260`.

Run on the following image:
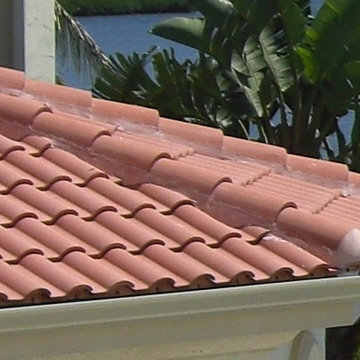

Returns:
0,66,359,307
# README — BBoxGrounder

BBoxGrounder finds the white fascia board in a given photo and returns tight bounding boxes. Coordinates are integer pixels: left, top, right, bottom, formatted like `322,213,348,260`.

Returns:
1,276,360,333
0,277,359,359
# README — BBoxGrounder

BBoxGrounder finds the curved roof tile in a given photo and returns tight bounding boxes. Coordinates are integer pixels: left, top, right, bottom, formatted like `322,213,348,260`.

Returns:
0,66,358,307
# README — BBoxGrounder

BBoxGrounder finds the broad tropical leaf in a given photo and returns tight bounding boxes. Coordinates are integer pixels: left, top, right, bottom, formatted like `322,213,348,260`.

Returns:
150,18,206,52
297,0,360,84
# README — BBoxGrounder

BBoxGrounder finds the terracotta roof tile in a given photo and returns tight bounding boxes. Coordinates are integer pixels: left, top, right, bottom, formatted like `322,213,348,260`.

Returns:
0,224,47,263
63,251,140,289
54,215,129,255
90,134,172,171
0,66,358,307
103,248,188,290
87,177,156,214
15,217,98,259
0,118,32,140
259,235,332,276
276,207,360,268
95,211,174,252
250,173,341,213
183,241,268,283
54,110,118,133
4,151,73,189
179,154,271,185
159,117,223,155
134,207,215,249
0,67,25,92
24,78,92,110
0,161,34,193
41,147,107,185
138,183,194,214
142,244,229,287
0,134,26,159
320,196,360,228
19,253,105,296
92,98,159,130
10,184,79,224
0,93,51,126
349,171,360,188
221,237,308,279
124,132,194,159
173,204,242,243
286,154,349,183
211,182,297,224
239,226,270,243
0,193,39,226
150,158,232,195
48,181,121,220
223,136,287,165
0,259,59,301
21,135,53,156
32,112,111,148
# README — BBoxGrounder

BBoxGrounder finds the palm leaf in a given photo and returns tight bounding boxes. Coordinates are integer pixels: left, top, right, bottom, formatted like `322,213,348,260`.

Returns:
55,1,110,82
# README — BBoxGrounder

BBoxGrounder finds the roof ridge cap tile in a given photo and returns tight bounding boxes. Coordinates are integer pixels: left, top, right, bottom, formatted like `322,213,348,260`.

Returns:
286,153,349,183
159,117,223,156
24,78,92,110
211,182,297,224
0,93,52,127
0,67,26,93
92,98,159,130
222,136,287,165
349,171,360,189
275,207,360,268
32,112,112,148
53,110,118,134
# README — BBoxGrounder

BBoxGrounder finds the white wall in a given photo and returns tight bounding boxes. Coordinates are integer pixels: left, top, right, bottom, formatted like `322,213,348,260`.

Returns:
0,0,55,82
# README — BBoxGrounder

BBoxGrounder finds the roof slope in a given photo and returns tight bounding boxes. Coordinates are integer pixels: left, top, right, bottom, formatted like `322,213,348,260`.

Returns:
0,66,359,307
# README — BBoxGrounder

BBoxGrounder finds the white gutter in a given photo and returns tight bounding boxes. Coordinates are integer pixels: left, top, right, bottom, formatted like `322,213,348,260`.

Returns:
0,276,359,359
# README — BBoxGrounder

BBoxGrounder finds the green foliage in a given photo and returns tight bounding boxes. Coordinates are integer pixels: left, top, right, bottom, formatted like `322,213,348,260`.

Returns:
93,47,252,138
93,0,360,170
58,0,191,16
55,1,111,81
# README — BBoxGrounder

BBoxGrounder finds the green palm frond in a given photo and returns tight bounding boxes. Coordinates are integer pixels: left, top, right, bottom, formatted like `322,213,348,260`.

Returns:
55,1,111,82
